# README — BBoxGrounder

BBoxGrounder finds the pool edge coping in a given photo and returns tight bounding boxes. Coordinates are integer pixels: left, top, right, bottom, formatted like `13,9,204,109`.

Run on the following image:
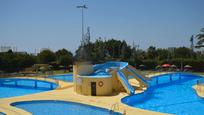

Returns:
1,72,199,115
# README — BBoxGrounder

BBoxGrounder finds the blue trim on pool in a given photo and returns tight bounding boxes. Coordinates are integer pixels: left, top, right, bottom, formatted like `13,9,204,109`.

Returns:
11,100,122,115
0,78,57,89
0,112,6,115
48,74,73,82
121,72,204,115
0,78,57,98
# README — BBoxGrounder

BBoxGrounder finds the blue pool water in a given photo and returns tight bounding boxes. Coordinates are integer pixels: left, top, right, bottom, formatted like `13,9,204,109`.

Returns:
0,78,57,98
122,73,204,115
88,72,110,77
0,112,5,115
49,74,73,82
49,73,111,81
11,100,122,115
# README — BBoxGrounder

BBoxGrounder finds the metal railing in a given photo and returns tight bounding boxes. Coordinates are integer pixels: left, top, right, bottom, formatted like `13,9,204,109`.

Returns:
109,103,126,115
196,79,204,92
197,78,204,85
27,75,60,89
110,103,119,113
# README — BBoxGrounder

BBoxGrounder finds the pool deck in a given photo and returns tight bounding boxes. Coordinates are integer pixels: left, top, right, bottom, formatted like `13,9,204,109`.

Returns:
1,72,202,115
0,76,167,115
193,85,204,98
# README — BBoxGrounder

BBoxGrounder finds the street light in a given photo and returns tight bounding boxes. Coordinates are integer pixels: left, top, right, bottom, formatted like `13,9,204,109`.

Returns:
77,5,88,44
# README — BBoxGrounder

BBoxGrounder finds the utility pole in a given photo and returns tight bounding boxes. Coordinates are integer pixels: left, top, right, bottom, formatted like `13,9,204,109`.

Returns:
190,35,194,58
77,5,88,45
190,35,194,52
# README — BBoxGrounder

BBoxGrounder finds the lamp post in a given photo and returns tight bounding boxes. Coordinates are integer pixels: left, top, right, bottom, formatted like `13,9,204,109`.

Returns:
77,5,88,45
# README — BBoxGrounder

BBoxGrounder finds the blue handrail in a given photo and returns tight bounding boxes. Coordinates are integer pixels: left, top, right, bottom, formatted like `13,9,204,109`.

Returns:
117,71,135,95
126,66,149,85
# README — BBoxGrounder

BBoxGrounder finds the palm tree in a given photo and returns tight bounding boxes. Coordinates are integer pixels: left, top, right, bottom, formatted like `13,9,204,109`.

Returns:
196,28,204,48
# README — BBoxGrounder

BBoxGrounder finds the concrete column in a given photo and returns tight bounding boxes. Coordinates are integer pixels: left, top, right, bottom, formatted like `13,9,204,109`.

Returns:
73,64,78,92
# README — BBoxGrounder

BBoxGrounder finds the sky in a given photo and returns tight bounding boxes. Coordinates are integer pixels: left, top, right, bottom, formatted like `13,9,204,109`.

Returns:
0,0,204,53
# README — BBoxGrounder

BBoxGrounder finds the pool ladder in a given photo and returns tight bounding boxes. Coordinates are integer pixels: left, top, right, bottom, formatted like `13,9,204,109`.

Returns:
109,103,126,115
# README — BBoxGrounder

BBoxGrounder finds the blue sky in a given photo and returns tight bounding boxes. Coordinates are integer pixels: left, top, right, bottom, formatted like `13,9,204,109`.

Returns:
0,0,204,53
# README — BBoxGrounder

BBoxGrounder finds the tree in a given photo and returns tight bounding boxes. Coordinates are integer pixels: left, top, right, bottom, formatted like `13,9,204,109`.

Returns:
147,46,157,59
156,48,169,60
0,52,14,72
196,28,204,48
105,39,123,58
55,49,73,59
174,47,191,58
59,55,73,69
129,46,143,67
92,38,106,63
38,50,56,64
0,51,36,72
0,56,2,71
55,49,73,67
55,49,73,65
120,40,131,60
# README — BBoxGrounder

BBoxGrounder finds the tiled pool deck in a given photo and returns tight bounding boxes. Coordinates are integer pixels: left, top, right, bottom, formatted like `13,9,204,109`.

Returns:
0,76,165,115
1,72,203,115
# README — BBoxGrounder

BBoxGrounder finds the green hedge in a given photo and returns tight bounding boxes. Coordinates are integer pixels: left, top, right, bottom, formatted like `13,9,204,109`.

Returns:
140,59,204,71
142,60,157,70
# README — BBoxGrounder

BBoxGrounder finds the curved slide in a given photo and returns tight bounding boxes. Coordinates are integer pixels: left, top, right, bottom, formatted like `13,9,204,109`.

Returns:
126,67,148,84
117,71,135,95
127,65,151,81
126,65,150,87
92,61,150,94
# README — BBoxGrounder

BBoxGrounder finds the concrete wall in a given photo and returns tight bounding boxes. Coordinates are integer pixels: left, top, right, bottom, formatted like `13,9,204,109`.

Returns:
110,70,125,92
76,76,113,96
73,65,78,92
73,62,133,96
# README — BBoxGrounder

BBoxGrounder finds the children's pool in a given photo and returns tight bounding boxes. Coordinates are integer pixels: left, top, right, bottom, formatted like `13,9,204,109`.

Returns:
122,73,204,115
0,78,57,99
11,100,122,115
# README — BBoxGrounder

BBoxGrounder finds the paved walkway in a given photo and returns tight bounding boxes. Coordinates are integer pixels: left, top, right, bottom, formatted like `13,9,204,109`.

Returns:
193,85,204,98
0,76,165,115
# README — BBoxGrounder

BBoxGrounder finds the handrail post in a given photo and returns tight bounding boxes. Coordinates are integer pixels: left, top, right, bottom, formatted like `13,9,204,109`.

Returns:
197,80,199,85
156,77,159,84
123,109,126,115
170,75,172,82
35,80,37,88
109,103,120,114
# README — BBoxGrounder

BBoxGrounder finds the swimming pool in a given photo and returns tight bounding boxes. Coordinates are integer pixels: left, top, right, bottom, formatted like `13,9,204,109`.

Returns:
0,78,57,98
0,112,5,115
49,74,73,82
122,73,204,115
11,100,122,115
